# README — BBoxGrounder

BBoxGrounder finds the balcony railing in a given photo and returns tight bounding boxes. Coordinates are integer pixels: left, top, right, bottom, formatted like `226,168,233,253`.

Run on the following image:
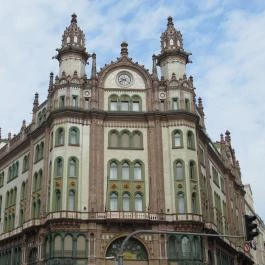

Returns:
0,212,203,241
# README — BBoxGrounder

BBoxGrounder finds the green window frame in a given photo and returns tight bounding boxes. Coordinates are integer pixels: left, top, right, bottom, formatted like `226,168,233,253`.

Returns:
187,131,195,150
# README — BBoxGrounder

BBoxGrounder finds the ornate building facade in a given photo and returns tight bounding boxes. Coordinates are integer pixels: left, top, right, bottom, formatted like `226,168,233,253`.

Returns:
0,14,254,265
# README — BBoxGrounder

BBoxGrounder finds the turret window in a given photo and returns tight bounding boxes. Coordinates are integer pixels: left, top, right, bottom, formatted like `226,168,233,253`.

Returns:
69,127,80,145
135,193,143,211
59,96,65,108
177,192,185,214
122,192,130,211
68,157,78,178
175,160,185,180
55,128,65,146
68,190,76,210
189,161,197,180
172,98,179,110
172,129,183,148
72,95,78,108
185,99,190,111
187,131,195,150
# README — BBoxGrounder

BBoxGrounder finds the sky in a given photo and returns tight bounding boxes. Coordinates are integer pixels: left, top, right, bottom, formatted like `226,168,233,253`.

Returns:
0,0,264,220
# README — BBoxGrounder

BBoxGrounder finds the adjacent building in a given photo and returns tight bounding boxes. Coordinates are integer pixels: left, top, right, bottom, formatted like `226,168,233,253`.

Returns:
0,14,256,265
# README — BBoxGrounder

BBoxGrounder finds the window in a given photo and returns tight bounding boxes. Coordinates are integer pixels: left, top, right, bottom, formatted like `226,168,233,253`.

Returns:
72,95,78,108
135,193,143,211
110,192,118,211
212,166,219,186
55,157,63,177
181,237,191,257
110,98,118,111
187,131,195,149
55,190,61,211
110,162,118,180
185,98,190,111
199,146,205,165
122,162,130,180
172,98,179,110
220,176,225,193
69,127,79,145
68,190,75,210
175,161,184,180
132,95,141,111
173,130,183,147
133,162,142,180
120,95,130,111
189,161,196,179
132,131,142,149
55,128,65,146
178,192,185,214
59,96,65,108
68,157,78,177
109,130,119,148
121,131,130,148
191,193,197,213
122,193,130,211
22,155,29,172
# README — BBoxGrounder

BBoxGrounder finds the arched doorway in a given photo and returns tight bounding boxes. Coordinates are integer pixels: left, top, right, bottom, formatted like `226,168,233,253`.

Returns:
106,236,148,265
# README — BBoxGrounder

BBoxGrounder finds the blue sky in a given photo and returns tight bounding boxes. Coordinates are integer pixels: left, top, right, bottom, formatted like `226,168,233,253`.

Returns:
0,0,265,221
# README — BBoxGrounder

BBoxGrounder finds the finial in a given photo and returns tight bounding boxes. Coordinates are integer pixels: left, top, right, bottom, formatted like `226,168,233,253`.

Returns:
167,16,174,26
220,133,224,143
225,130,231,143
8,132,11,140
91,53,97,79
49,72,54,94
198,97,203,108
121,42,128,56
33,93,39,112
71,13,77,23
152,54,158,78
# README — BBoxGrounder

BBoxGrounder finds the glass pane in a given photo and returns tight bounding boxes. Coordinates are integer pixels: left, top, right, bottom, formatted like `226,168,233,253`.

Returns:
70,129,78,144
176,162,183,179
122,163,129,179
135,194,143,211
110,101,118,111
110,193,118,211
110,163,118,179
178,193,185,213
132,102,140,111
174,132,181,146
69,159,76,177
134,163,142,180
121,101,129,111
68,191,75,210
123,193,130,211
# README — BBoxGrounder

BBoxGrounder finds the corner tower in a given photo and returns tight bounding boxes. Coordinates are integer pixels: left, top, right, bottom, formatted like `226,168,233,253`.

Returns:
55,13,90,78
157,16,191,80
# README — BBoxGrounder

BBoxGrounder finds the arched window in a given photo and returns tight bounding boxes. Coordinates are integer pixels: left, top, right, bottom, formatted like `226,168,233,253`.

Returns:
120,95,130,111
54,190,61,211
109,95,119,111
23,155,29,172
122,193,130,211
69,127,79,145
189,161,196,179
110,192,118,211
122,162,130,180
131,95,141,111
135,193,143,211
68,190,75,211
132,131,142,148
68,157,78,177
187,131,195,149
55,157,63,177
109,130,119,148
133,162,142,180
40,142,44,159
178,192,185,214
121,131,130,148
110,162,118,180
175,160,184,180
54,235,62,257
172,98,179,110
185,98,190,111
181,236,191,257
33,173,38,192
35,145,40,162
55,128,65,146
76,235,86,258
191,192,197,213
64,235,73,257
172,130,183,148
38,170,42,190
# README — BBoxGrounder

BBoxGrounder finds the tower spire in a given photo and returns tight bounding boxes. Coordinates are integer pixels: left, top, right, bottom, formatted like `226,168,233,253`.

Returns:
55,14,90,78
156,16,191,80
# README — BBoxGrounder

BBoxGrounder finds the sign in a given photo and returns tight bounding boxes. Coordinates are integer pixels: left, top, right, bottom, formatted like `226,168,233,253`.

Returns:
244,242,251,253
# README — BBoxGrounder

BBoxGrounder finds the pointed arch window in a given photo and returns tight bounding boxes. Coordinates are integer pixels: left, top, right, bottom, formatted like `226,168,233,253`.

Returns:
133,162,142,180
69,127,79,145
68,190,75,211
185,98,190,111
110,192,118,211
178,192,185,214
122,162,130,180
132,131,142,149
109,95,119,111
55,190,61,211
187,131,195,149
109,130,119,148
175,160,184,180
121,131,130,148
181,236,191,257
189,161,196,180
122,193,130,211
55,128,65,146
135,193,143,211
110,162,118,180
172,98,179,110
68,157,78,177
55,157,63,177
173,130,182,147
191,192,197,213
